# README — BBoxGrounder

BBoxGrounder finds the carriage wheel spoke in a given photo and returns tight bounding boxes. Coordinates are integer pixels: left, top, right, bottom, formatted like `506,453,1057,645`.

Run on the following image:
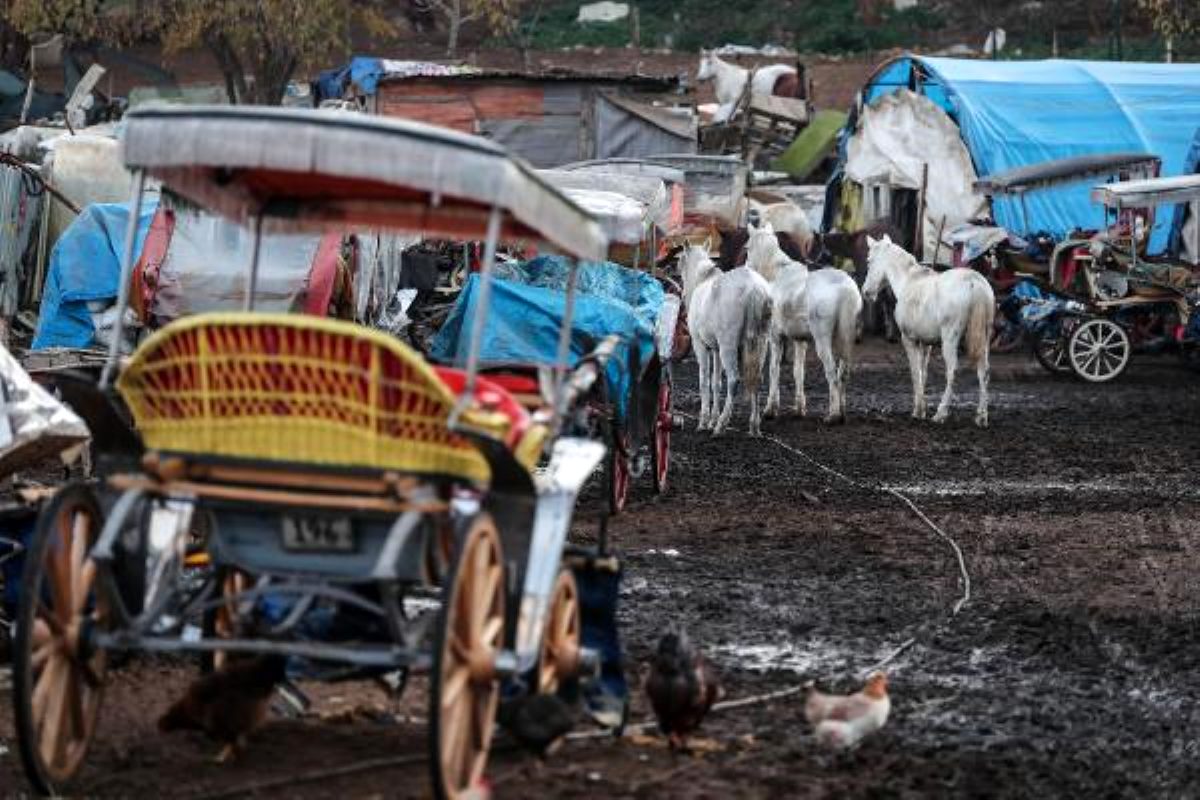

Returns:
481,616,503,649
74,560,97,615
442,666,469,710
38,659,70,767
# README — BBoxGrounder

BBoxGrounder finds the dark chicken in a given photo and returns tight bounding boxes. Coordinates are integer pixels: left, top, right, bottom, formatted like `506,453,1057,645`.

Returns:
158,654,287,762
645,631,722,750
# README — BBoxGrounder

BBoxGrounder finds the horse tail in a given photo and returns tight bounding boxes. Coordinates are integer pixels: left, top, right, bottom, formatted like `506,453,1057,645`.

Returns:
834,282,861,368
965,280,995,364
739,286,773,394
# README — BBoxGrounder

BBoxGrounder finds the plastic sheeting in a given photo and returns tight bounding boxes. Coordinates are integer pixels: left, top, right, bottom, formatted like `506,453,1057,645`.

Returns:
860,56,1200,254
1169,126,1200,263
429,257,663,419
560,188,648,245
149,206,320,321
315,57,482,101
32,200,157,350
846,90,986,262
0,342,89,478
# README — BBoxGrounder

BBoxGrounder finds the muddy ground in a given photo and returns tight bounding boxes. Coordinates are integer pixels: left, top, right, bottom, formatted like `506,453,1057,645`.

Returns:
3,341,1200,798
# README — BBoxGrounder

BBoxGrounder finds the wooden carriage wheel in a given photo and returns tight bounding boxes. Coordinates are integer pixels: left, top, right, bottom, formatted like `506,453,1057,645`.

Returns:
607,428,631,515
651,376,672,495
537,569,581,695
13,484,108,795
429,513,505,800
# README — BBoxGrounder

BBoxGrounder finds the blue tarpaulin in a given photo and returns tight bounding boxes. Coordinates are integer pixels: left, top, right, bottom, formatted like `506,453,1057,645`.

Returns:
1169,126,1200,257
429,258,662,419
857,57,1200,254
32,200,157,350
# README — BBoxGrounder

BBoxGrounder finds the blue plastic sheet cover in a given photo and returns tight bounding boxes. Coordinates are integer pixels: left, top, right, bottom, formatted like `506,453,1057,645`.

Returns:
32,200,158,350
1169,125,1200,256
859,57,1200,254
429,258,663,419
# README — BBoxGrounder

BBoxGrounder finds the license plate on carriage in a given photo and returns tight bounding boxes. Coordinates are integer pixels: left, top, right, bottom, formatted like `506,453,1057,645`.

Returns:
280,516,355,552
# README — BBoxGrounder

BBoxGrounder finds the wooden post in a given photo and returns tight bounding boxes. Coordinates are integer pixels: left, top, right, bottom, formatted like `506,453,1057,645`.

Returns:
915,162,929,260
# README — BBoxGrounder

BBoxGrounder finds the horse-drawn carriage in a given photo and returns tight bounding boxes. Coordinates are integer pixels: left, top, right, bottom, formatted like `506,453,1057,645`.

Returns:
9,105,626,799
970,154,1200,381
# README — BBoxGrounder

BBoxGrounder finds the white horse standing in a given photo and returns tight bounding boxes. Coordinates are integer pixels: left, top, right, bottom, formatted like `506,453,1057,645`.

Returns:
679,245,773,436
745,224,861,423
862,235,994,427
696,50,798,124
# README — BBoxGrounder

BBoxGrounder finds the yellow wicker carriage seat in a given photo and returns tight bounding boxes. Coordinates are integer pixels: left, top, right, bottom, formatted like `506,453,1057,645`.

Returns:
116,313,545,484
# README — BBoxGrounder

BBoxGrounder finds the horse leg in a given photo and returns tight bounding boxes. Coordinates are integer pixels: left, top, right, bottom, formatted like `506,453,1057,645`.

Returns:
814,334,841,425
975,351,991,428
933,328,961,423
713,343,740,436
793,340,808,417
695,341,711,429
901,336,925,419
764,335,783,418
918,345,933,418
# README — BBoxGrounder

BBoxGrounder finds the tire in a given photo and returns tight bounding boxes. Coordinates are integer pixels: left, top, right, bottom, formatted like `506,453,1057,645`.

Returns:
13,483,107,796
1033,330,1072,374
606,426,630,515
651,376,672,495
1068,317,1131,383
429,513,505,800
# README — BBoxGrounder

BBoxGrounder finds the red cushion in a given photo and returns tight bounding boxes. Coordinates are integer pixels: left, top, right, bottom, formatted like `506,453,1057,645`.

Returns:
433,367,531,449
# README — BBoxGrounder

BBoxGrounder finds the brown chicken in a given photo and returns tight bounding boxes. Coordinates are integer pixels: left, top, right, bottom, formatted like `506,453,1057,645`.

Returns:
644,631,722,751
158,654,287,762
804,671,890,750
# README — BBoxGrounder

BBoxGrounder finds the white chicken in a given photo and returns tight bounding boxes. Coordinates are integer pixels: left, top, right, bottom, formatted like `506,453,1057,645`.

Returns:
804,671,890,750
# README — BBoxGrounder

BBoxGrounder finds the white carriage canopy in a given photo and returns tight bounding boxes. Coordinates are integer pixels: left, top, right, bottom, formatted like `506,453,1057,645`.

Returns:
119,105,609,261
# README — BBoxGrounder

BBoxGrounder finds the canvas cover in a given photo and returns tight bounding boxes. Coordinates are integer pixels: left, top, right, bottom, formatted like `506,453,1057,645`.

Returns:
429,256,663,419
846,90,986,261
858,57,1200,254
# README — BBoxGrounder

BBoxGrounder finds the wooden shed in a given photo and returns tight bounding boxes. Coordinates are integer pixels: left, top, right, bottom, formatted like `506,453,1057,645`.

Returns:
370,70,696,168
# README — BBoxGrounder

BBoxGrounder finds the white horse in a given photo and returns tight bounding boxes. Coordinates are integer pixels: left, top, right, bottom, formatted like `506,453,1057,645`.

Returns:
862,235,994,427
745,223,862,424
679,245,773,436
696,50,798,123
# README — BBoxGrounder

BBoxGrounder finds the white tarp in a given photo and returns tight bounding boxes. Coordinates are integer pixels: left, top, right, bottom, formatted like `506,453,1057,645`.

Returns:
560,188,647,245
0,343,89,477
846,89,986,263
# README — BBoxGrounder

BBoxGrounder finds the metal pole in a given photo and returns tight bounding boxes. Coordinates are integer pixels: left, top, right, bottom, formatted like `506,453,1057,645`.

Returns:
553,260,580,425
100,169,147,390
243,211,264,312
461,206,503,402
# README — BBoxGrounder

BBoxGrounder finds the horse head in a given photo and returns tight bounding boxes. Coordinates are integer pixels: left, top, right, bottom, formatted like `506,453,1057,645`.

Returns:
696,49,716,81
745,221,778,270
862,233,900,301
679,244,718,305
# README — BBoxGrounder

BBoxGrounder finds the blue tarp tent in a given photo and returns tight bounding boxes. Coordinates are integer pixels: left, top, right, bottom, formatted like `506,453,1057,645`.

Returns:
32,201,157,350
851,56,1200,254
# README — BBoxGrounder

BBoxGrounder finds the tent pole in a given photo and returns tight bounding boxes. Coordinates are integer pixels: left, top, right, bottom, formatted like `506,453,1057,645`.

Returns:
244,210,264,312
553,259,580,429
461,205,502,405
100,169,147,390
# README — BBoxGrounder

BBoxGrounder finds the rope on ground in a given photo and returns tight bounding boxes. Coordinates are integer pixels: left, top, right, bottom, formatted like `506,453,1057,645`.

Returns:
187,753,428,800
676,410,972,674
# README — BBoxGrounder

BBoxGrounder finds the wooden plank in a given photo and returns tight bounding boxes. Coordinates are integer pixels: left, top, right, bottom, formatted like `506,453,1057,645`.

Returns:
108,475,448,514
747,93,810,124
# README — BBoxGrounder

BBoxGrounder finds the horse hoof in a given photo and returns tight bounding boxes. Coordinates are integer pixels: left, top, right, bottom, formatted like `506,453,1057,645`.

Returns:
975,415,989,428
932,414,948,424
